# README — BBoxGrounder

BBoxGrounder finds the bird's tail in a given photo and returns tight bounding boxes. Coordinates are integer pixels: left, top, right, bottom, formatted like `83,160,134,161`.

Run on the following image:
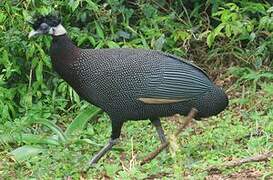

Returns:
194,86,229,119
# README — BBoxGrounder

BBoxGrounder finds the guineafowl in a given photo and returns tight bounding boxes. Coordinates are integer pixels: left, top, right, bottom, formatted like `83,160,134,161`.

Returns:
28,15,228,165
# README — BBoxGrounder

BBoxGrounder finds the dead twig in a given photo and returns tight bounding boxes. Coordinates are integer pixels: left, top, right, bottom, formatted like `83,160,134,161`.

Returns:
207,151,273,171
140,108,198,165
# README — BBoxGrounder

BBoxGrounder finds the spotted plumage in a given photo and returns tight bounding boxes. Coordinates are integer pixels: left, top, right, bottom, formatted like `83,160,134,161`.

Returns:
29,15,228,165
66,48,227,120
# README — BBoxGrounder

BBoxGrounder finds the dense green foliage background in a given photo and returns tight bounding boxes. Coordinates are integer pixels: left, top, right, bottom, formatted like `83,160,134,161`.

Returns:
0,0,273,179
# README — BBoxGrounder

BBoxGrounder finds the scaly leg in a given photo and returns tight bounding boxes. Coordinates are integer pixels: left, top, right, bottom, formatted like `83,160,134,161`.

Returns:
89,120,123,166
150,118,167,144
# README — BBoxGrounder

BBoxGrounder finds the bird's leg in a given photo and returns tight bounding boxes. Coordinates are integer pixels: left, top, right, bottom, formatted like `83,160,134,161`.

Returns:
89,138,119,165
150,118,167,144
89,120,123,166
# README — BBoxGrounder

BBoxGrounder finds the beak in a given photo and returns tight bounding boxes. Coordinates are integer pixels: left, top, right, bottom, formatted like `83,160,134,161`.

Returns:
28,30,42,38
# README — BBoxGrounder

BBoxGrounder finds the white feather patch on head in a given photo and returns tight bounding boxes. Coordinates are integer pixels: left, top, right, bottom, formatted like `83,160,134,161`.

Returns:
49,24,67,36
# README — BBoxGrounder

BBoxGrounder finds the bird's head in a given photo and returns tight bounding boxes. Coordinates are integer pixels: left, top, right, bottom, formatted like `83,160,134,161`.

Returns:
28,15,66,38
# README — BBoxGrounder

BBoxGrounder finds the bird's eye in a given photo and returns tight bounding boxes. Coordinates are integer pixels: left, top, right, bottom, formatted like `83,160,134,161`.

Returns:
40,23,49,30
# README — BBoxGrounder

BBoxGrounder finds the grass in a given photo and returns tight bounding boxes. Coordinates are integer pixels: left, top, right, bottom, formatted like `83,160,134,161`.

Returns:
1,75,273,179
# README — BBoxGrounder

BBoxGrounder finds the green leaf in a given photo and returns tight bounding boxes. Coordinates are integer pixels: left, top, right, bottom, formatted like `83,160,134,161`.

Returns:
85,0,99,12
243,2,266,14
35,119,66,142
0,134,60,146
35,60,43,83
154,34,165,50
69,0,80,12
0,12,7,23
267,7,273,13
214,24,225,35
1,105,11,120
77,35,88,46
0,49,9,69
95,41,104,49
143,4,157,18
173,31,190,41
225,24,232,37
88,36,96,46
65,106,102,136
107,41,120,48
73,89,80,105
95,21,105,39
207,32,215,48
140,34,149,48
74,138,103,146
10,145,44,162
37,6,53,16
220,10,231,23
249,32,256,41
26,43,36,60
226,3,239,12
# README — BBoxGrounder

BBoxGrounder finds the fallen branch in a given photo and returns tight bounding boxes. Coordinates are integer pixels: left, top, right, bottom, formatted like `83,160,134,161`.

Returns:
207,151,273,171
141,108,198,165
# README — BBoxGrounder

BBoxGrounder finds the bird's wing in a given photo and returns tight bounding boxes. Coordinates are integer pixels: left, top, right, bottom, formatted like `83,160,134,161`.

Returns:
138,51,213,104
160,51,211,79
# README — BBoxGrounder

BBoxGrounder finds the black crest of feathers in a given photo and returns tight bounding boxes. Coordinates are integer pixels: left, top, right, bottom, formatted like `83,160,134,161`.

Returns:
31,15,61,30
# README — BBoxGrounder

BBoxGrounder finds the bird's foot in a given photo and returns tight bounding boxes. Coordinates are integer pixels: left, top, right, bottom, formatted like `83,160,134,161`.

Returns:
88,138,119,166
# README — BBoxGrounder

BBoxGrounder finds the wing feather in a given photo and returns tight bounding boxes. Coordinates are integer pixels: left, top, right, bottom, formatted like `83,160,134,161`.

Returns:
139,52,213,104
